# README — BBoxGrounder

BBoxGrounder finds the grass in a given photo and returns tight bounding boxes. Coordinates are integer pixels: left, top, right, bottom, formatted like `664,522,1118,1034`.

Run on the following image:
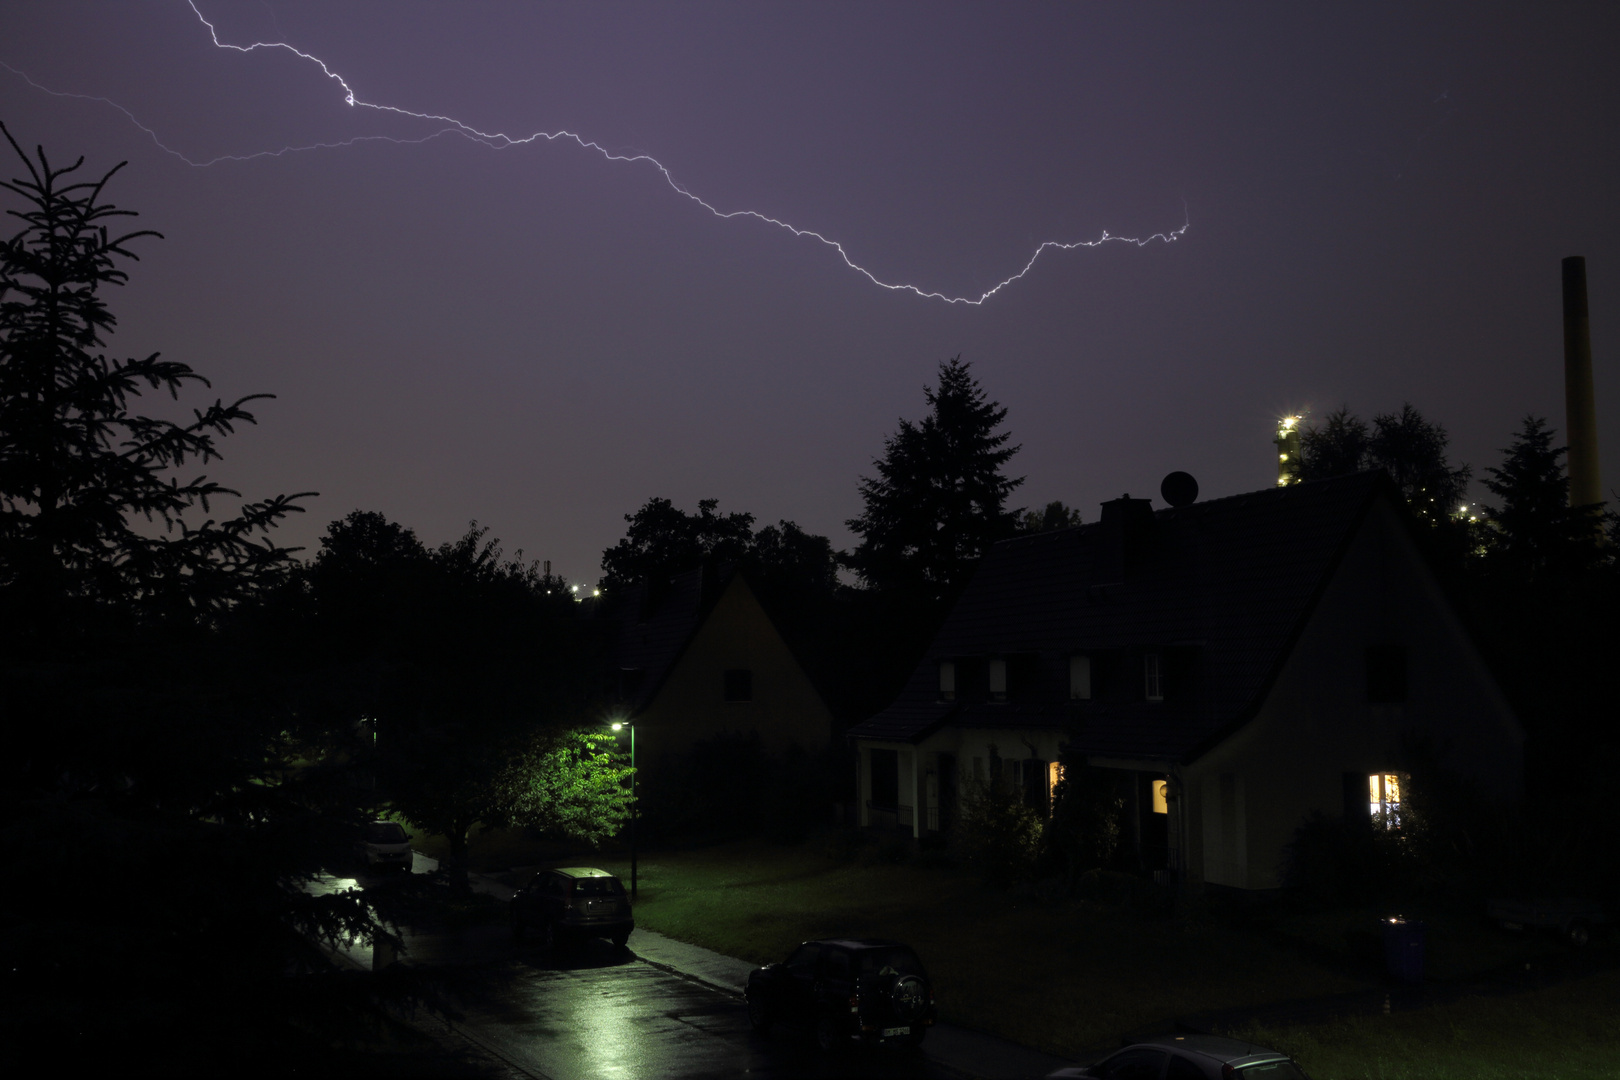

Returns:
1229,969,1620,1079
586,839,1368,1057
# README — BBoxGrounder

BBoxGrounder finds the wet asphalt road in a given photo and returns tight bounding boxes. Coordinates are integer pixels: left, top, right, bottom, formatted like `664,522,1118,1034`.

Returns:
316,869,962,1080
445,941,958,1080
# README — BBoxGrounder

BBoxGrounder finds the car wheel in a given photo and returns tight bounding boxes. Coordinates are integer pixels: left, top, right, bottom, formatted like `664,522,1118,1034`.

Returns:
511,918,524,942
611,930,630,950
813,1016,845,1055
901,1026,927,1049
541,921,557,954
891,975,927,1022
745,990,771,1033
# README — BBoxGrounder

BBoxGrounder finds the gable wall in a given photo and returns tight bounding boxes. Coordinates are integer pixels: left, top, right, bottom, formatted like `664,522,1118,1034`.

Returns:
636,577,834,768
1187,499,1522,889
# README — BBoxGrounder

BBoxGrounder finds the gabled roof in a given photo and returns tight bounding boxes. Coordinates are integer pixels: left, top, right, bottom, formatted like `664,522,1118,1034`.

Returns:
605,565,717,716
849,471,1398,762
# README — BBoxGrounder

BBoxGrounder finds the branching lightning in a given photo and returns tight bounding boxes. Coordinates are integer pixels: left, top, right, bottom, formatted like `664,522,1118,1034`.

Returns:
2,1,1189,306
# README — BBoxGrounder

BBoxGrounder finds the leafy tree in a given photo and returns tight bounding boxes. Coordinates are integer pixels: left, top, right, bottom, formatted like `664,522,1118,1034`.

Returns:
1298,402,1470,526
1298,406,1371,483
598,496,755,593
1015,500,1084,534
299,513,615,871
0,129,421,1071
845,356,1023,604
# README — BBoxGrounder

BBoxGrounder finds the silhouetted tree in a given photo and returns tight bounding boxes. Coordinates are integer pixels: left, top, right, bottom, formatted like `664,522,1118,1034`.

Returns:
0,128,420,1072
1015,500,1084,534
1298,406,1371,483
0,126,309,641
1480,416,1602,579
1298,402,1470,527
298,513,616,870
598,496,755,593
845,356,1023,604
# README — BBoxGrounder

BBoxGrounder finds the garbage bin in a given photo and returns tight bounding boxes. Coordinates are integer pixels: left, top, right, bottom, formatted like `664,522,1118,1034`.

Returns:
1382,917,1425,985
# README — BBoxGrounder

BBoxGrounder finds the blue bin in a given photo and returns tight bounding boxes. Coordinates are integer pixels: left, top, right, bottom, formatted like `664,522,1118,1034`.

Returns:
1382,917,1425,984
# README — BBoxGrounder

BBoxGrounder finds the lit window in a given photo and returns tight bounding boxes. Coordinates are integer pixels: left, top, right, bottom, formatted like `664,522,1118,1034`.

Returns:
723,669,752,702
989,658,1007,702
1152,779,1169,814
938,661,956,701
1144,651,1165,702
1069,655,1091,700
1369,773,1402,828
1048,762,1064,805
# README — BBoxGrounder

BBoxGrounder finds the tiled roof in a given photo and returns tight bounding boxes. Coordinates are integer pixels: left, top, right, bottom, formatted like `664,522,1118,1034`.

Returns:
849,472,1394,762
604,566,714,715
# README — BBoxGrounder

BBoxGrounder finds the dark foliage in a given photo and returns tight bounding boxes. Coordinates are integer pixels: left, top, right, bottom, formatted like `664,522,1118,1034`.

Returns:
845,356,1023,605
286,511,610,871
1014,499,1084,534
1479,416,1605,579
0,130,439,1073
1299,403,1471,528
1042,761,1125,887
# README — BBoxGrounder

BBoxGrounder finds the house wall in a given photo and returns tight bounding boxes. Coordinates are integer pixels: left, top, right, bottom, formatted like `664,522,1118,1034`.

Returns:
636,576,835,770
856,726,1067,837
1188,499,1523,889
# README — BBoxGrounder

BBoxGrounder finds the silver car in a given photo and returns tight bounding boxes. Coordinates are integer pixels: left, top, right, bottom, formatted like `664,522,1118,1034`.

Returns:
1047,1034,1311,1080
359,820,414,872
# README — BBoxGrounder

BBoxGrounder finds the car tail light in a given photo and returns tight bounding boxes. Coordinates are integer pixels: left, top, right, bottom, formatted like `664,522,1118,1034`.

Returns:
1221,1066,1235,1080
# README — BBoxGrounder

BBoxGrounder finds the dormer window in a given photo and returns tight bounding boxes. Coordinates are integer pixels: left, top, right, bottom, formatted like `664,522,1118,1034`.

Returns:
1069,655,1091,700
988,658,1007,702
1144,651,1165,702
938,660,956,701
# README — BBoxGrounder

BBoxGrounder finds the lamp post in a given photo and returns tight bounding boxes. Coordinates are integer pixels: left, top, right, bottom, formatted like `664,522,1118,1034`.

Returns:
611,720,636,898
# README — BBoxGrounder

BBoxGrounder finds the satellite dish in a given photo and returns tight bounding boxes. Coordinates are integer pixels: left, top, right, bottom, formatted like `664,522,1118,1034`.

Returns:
1160,471,1198,508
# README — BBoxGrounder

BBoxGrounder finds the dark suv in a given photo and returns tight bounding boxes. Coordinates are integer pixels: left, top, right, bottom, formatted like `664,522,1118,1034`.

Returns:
510,867,634,951
745,939,936,1052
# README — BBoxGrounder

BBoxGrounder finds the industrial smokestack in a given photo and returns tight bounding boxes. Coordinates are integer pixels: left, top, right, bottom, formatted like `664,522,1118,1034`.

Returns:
1562,256,1603,511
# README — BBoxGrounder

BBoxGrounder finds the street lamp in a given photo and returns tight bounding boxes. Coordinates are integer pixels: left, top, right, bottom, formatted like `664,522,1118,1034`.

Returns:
611,719,637,898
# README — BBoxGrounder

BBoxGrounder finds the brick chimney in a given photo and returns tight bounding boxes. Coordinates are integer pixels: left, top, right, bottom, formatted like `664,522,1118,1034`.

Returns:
1098,494,1155,583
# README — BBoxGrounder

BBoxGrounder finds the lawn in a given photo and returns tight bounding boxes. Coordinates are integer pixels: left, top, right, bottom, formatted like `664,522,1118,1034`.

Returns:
1229,969,1620,1080
583,840,1372,1057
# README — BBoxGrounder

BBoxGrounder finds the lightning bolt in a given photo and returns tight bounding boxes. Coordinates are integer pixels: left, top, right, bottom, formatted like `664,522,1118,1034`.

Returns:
2,0,1189,306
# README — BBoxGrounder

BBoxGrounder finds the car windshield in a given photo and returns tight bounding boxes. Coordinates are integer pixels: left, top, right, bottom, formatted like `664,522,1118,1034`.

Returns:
1239,1062,1308,1079
571,876,625,896
856,947,926,978
365,823,408,844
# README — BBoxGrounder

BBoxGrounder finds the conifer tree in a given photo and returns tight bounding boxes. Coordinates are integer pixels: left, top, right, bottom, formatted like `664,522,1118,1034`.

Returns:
845,356,1023,604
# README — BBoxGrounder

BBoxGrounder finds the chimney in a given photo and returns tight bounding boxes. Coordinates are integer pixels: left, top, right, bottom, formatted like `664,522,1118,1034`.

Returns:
1562,256,1603,512
1098,494,1155,583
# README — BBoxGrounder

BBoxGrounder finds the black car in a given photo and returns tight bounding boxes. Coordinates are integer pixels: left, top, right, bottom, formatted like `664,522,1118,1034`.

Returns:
510,867,634,951
745,938,936,1052
1046,1035,1312,1079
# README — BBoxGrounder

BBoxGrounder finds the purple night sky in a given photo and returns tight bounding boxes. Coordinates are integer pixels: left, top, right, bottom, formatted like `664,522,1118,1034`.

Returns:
3,2,1617,583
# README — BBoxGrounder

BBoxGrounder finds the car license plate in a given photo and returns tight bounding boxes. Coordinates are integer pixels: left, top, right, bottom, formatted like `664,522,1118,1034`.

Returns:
882,1027,909,1038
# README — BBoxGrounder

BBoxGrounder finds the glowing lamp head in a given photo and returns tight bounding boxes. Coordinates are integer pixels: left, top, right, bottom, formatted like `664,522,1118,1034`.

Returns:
611,722,624,731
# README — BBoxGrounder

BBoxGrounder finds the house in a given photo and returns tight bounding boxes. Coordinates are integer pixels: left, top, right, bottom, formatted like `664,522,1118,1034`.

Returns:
847,471,1523,890
605,564,836,773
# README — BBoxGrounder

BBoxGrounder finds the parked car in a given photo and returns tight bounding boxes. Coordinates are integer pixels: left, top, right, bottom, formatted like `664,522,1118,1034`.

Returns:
358,820,413,872
1487,896,1606,947
744,938,936,1052
510,867,634,951
1047,1035,1311,1079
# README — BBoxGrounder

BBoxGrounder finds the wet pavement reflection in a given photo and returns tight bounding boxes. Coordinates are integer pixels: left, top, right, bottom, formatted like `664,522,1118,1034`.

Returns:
452,941,952,1080
308,865,958,1078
